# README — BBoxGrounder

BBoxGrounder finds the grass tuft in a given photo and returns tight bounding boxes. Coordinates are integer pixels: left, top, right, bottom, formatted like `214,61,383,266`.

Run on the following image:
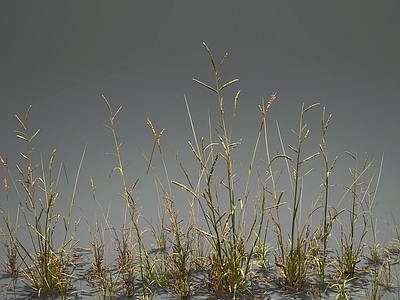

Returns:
0,42,397,300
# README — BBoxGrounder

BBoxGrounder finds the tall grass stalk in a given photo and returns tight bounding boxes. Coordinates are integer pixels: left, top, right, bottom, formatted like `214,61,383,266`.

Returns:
337,152,375,278
191,43,251,297
271,102,319,289
318,106,338,283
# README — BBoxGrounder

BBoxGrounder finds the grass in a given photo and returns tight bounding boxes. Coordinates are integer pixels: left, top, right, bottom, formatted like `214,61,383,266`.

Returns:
184,43,269,297
1,106,83,297
0,42,398,299
269,101,320,290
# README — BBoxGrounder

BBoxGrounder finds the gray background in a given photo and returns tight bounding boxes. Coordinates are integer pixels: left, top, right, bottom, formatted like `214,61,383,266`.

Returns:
1,1,399,247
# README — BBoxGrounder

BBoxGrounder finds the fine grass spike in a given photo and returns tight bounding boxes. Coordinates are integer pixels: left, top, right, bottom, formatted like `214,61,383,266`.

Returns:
49,149,56,170
300,152,319,164
20,152,29,161
102,94,112,115
192,78,218,94
218,78,239,92
15,114,26,130
14,104,31,130
322,107,333,134
266,92,277,112
330,155,339,172
15,133,28,142
15,164,24,176
270,154,292,164
345,151,356,160
105,152,117,157
288,144,298,153
111,105,123,122
23,104,32,124
233,90,240,118
216,52,229,74
103,124,113,131
171,180,198,198
28,129,40,143
303,102,320,114
188,141,204,168
202,42,216,74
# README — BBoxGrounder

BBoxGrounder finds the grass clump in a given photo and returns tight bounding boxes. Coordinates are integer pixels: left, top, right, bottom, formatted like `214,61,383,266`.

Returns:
0,106,82,297
336,152,374,279
0,42,397,300
182,43,274,298
270,101,320,290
